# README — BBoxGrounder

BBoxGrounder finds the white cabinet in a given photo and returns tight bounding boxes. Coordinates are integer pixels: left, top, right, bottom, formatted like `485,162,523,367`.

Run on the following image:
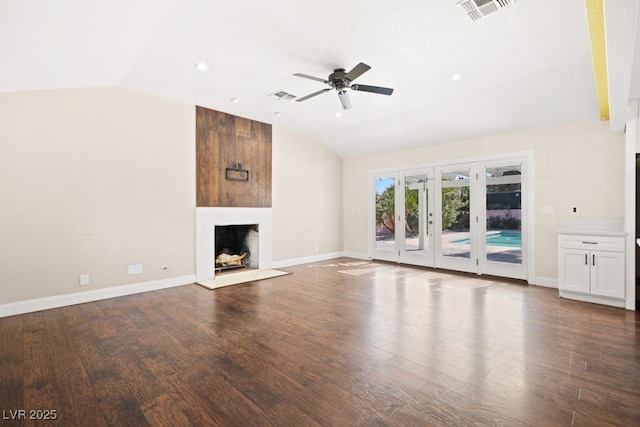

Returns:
559,248,591,293
557,232,625,307
590,251,625,298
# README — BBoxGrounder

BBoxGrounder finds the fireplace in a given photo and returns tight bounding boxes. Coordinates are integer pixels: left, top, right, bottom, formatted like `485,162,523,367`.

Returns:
214,224,259,272
196,208,273,281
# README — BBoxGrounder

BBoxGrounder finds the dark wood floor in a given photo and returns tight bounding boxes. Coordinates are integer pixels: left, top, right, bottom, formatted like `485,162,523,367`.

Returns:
1,258,639,426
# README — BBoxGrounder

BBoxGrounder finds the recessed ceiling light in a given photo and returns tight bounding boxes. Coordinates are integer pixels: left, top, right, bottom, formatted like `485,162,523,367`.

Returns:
230,98,239,103
451,73,463,81
194,62,209,72
274,112,282,116
334,112,342,118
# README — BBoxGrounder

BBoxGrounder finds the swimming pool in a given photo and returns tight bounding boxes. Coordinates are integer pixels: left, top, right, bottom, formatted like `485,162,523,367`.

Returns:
454,231,521,248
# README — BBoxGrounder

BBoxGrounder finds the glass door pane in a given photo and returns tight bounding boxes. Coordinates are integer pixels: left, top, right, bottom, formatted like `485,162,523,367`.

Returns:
375,176,396,252
440,169,471,259
404,173,428,253
485,165,522,265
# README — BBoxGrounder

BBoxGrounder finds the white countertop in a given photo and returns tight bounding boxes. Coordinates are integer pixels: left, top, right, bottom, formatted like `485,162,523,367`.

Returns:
556,217,625,237
556,228,627,237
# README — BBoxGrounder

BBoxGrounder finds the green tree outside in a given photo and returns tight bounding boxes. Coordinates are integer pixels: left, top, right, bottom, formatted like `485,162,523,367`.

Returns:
441,186,469,230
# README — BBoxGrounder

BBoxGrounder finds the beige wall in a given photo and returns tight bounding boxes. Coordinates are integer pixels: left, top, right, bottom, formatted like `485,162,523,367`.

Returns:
0,88,345,307
272,127,343,262
0,87,196,304
342,119,625,282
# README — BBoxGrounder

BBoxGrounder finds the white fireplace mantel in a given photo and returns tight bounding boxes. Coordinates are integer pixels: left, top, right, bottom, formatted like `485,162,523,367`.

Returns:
196,207,273,281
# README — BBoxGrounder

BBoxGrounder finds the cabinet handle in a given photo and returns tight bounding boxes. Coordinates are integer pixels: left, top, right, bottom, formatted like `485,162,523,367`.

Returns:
593,254,595,266
582,241,598,245
585,254,588,265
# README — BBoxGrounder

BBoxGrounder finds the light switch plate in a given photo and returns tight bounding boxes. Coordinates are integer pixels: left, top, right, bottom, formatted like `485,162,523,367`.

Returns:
128,264,143,275
540,206,554,215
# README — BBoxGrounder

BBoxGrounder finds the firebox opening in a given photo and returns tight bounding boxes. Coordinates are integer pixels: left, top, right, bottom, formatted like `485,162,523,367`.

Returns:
214,224,259,275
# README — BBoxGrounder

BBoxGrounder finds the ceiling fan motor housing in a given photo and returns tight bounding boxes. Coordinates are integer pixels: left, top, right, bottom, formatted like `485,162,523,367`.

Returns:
328,68,350,89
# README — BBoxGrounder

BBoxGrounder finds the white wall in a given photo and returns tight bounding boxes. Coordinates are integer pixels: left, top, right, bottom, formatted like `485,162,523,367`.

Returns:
0,87,196,305
272,127,343,264
343,119,625,282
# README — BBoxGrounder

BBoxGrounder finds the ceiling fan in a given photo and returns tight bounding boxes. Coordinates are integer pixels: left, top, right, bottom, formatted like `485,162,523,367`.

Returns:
293,62,394,110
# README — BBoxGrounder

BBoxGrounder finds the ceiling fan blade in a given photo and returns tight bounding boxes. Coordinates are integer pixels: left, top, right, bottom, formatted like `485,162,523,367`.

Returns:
344,62,371,82
296,88,331,102
351,84,394,96
293,73,328,84
337,90,352,110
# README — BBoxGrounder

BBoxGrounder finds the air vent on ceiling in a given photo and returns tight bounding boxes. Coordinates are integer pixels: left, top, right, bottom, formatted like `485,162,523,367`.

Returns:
267,90,297,101
457,0,516,22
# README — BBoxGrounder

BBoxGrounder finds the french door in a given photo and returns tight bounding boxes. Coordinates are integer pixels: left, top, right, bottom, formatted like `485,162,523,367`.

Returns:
434,163,478,274
480,159,526,279
372,169,435,267
371,157,528,281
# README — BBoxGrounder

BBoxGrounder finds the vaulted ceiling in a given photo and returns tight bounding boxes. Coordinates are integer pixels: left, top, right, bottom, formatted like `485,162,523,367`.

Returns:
1,0,638,158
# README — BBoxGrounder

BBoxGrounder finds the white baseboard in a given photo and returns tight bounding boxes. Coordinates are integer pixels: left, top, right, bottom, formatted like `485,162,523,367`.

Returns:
534,276,558,288
341,251,370,260
0,275,196,318
272,252,345,269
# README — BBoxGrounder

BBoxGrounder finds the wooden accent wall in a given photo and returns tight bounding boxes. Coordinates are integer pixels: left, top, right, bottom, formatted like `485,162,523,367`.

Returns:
196,107,272,207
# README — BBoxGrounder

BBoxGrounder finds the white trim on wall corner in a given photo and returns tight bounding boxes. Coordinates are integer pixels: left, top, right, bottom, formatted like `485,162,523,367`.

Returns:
0,275,196,318
624,101,638,310
534,277,558,289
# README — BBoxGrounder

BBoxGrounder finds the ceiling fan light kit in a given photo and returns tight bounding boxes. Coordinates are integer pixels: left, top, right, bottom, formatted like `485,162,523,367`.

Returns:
293,62,394,110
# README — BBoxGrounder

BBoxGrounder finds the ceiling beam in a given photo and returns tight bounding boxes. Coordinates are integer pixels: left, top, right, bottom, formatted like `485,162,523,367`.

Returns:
585,0,610,122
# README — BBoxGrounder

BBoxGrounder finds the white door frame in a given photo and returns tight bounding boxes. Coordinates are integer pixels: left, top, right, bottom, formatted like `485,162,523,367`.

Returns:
479,157,528,280
399,168,435,267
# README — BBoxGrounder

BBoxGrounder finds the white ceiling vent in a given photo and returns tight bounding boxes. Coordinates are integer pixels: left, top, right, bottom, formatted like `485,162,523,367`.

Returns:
267,90,296,101
457,0,516,22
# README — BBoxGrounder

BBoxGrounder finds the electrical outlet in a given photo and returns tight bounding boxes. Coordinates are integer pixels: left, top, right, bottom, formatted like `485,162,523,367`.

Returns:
79,274,89,286
127,264,143,275
571,206,578,214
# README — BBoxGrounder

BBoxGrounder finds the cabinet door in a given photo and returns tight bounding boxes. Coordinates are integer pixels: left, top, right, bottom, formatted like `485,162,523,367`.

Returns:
558,248,590,293
590,251,625,298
